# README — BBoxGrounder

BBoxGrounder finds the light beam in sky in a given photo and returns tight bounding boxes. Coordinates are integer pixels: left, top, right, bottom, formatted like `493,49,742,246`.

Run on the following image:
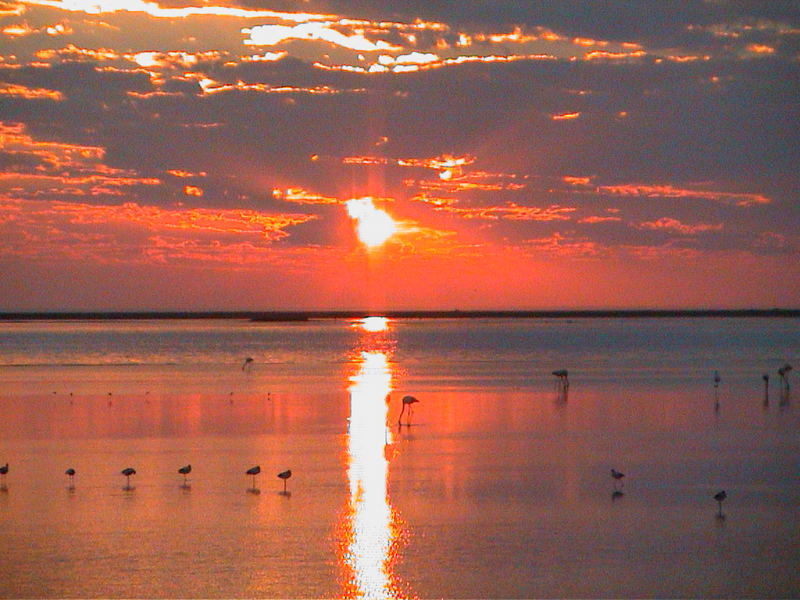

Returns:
345,198,397,249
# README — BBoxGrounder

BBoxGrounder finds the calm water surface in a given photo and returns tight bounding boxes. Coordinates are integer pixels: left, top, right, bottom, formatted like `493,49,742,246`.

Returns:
0,317,798,598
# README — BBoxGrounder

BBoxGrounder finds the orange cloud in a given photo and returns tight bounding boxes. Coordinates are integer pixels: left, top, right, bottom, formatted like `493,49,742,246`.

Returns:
0,198,317,264
434,203,575,221
0,81,63,99
745,43,776,54
182,185,203,197
598,183,770,206
272,187,339,204
637,217,722,235
551,111,581,120
20,0,333,21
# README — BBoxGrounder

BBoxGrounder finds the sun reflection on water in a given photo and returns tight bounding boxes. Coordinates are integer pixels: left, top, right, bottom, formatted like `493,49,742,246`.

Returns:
340,331,408,599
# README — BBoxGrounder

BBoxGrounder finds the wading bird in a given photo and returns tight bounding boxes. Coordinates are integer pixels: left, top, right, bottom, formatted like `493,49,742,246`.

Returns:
0,462,8,481
277,469,292,493
65,468,76,484
398,395,419,425
714,490,727,517
242,357,254,371
611,469,625,489
246,465,261,488
778,363,792,390
178,464,191,484
121,467,136,489
552,369,569,400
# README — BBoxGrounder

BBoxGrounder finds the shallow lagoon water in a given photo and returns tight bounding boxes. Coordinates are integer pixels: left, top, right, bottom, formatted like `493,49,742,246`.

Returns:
0,317,798,598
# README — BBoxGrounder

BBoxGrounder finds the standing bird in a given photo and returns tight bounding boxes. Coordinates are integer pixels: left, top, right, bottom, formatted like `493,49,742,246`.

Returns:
242,357,254,371
714,490,727,518
178,464,191,484
610,468,625,489
778,363,792,390
277,469,292,493
65,468,76,485
121,467,136,489
763,373,770,406
246,465,261,488
552,369,569,387
0,462,8,482
398,395,419,426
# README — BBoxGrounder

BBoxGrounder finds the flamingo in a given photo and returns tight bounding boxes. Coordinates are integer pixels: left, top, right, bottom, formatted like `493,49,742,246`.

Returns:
277,469,292,493
246,465,261,488
121,467,136,489
65,468,76,484
714,490,727,517
398,395,419,425
611,468,625,489
178,464,191,484
552,369,569,386
0,462,8,482
778,363,792,390
242,357,254,371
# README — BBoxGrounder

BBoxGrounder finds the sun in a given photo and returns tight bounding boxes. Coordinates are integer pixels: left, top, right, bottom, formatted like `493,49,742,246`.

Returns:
345,197,397,248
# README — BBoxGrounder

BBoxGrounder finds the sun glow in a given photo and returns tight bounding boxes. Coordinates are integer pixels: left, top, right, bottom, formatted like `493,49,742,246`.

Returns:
345,197,397,248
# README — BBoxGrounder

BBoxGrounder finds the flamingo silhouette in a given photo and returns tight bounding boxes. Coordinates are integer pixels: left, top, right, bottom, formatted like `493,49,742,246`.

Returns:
610,468,625,489
65,468,76,485
552,370,569,400
398,395,419,425
121,467,136,489
242,357,254,371
277,469,292,493
714,490,727,518
178,464,191,484
246,465,261,488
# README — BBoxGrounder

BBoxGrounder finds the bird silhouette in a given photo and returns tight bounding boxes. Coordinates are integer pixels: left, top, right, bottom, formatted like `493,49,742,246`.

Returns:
121,467,136,489
611,469,625,489
552,369,569,400
178,464,191,484
246,465,261,488
0,462,8,482
65,467,76,482
277,469,292,493
398,395,419,425
714,490,727,518
242,357,254,371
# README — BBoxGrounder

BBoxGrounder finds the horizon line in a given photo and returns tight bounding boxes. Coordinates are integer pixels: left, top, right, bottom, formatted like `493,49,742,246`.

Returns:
0,308,798,321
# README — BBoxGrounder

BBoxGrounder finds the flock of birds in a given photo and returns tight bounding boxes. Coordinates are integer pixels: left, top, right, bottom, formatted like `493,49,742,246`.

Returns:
0,361,792,520
0,462,293,493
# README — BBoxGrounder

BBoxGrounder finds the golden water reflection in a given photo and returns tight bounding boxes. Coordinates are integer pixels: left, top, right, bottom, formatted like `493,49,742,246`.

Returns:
341,344,406,599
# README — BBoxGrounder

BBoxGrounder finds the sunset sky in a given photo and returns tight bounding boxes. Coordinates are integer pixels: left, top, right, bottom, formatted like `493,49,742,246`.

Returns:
1,0,798,311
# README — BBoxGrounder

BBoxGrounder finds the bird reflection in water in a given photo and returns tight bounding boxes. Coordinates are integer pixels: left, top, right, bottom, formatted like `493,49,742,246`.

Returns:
339,318,408,600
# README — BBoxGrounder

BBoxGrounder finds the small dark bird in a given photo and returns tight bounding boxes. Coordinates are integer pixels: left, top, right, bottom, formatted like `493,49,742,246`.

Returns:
178,464,191,483
246,465,261,487
611,469,625,489
0,463,8,478
65,467,76,479
398,395,419,425
277,469,292,493
242,357,254,371
714,490,727,517
121,467,136,488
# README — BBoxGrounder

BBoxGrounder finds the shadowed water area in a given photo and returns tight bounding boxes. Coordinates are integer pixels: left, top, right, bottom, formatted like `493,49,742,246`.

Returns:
0,317,797,598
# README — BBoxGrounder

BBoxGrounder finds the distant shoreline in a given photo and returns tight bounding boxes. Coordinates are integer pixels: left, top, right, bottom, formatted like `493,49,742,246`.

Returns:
0,309,798,321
